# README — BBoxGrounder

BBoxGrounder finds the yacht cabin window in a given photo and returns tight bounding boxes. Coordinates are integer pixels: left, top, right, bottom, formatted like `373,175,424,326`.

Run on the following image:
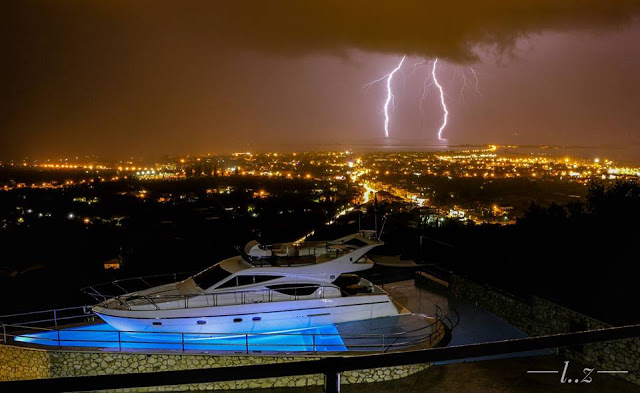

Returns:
193,265,232,290
237,275,254,286
216,275,283,289
267,284,320,296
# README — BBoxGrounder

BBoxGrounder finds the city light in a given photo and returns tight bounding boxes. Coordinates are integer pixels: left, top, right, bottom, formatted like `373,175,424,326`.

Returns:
2,147,638,227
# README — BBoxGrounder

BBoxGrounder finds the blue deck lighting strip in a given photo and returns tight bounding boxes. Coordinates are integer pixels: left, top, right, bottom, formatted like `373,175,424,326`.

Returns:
14,323,347,352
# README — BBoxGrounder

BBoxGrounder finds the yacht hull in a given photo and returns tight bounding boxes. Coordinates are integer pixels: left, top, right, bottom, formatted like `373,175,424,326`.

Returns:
93,294,400,334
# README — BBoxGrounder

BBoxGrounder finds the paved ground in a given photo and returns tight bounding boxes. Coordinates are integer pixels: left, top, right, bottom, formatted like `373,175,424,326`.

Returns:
334,313,442,351
382,280,553,362
210,355,637,393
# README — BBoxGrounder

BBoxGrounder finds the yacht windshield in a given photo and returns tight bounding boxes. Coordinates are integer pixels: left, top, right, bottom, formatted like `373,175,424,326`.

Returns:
192,264,232,290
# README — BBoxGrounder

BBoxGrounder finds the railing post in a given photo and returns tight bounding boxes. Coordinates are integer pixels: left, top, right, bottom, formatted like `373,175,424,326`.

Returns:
381,334,385,352
118,331,122,352
245,334,249,354
181,333,185,352
53,309,58,328
312,334,316,353
57,330,61,347
1,323,5,344
323,371,340,393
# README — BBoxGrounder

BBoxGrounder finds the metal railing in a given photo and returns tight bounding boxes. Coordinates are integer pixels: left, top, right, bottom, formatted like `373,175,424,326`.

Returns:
0,304,452,354
81,271,387,313
435,304,460,331
0,321,445,354
80,271,195,302
0,305,96,345
97,283,376,311
0,305,94,329
1,318,448,355
2,324,639,393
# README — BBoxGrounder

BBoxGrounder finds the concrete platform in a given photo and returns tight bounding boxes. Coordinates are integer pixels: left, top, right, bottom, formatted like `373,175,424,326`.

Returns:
382,280,554,362
335,313,444,352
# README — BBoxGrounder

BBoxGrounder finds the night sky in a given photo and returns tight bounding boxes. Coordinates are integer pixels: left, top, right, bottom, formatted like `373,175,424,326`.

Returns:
3,1,640,160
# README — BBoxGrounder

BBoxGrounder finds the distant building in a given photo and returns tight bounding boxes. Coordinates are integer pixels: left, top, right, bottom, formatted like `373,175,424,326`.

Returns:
103,257,121,270
448,208,466,219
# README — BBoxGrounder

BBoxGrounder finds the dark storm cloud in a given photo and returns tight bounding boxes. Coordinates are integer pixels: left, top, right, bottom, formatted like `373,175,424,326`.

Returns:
2,1,640,159
9,1,639,62
170,0,640,61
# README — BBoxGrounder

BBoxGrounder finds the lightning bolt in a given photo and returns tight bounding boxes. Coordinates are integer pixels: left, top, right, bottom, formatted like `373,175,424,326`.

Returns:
432,58,448,141
453,66,482,102
365,56,465,141
362,75,388,92
469,66,483,97
363,55,406,138
419,60,434,124
457,68,468,101
384,55,406,138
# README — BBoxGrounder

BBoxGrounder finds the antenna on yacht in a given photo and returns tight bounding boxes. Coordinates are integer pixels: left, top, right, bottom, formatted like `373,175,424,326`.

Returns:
374,194,378,236
378,215,387,240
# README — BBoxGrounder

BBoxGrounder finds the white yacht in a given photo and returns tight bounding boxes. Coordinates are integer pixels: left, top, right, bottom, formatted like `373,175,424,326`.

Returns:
92,232,408,334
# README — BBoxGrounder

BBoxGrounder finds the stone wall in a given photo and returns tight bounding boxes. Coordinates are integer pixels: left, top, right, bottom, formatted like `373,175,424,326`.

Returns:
0,345,49,381
0,344,430,390
422,273,639,385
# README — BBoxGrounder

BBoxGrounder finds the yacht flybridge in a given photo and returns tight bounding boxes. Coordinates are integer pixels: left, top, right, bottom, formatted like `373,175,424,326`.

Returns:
92,232,409,334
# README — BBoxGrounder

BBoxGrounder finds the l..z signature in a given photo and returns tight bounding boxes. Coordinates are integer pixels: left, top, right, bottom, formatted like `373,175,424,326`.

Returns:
526,361,629,383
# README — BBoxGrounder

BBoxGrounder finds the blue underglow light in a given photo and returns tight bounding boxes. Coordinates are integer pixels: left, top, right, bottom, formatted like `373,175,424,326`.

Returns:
14,323,346,352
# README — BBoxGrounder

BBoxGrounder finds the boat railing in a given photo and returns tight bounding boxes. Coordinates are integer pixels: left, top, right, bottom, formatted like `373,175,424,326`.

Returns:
0,306,97,341
98,284,357,311
80,271,195,303
0,308,452,354
435,304,460,331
